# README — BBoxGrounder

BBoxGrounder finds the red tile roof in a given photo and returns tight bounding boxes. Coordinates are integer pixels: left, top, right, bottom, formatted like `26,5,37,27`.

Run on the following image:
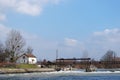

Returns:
25,53,36,58
20,53,36,58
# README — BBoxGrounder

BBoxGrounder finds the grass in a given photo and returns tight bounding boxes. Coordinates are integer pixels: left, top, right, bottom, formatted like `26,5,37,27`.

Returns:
16,64,38,69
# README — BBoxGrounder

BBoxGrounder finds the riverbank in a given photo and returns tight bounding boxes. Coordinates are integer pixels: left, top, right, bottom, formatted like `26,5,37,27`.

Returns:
0,68,55,74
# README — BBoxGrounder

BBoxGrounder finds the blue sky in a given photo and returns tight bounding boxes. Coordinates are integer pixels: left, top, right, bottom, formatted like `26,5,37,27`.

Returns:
0,0,120,60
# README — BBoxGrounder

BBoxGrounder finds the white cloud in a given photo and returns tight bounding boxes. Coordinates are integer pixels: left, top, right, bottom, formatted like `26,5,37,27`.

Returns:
0,24,11,38
16,1,41,16
1,25,120,60
56,38,87,58
64,38,78,47
0,0,64,60
0,0,16,8
0,13,6,21
85,28,120,59
11,28,120,59
93,28,120,43
0,0,63,16
94,28,120,36
0,24,59,60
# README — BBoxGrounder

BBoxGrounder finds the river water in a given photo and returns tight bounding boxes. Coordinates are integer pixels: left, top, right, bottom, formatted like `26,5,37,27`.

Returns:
0,71,120,80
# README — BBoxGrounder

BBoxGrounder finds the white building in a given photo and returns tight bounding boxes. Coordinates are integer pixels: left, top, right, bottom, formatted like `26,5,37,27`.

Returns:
17,53,37,64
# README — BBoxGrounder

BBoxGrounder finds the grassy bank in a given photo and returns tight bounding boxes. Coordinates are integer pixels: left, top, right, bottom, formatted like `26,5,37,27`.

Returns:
0,63,55,74
16,64,38,69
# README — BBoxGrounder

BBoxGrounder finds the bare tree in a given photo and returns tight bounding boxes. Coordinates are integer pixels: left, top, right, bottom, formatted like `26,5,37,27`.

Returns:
100,50,117,68
0,41,5,62
0,41,4,53
26,46,33,53
101,50,116,61
5,30,25,62
0,41,10,62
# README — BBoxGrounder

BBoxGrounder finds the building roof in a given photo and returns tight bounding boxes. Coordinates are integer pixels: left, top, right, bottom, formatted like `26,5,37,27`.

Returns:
18,53,36,58
24,53,36,58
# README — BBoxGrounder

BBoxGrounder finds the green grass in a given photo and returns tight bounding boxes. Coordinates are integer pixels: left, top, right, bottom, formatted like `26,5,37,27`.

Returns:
16,64,38,69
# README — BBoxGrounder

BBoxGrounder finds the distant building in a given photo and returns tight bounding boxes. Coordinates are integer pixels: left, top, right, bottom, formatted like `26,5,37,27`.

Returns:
16,53,37,64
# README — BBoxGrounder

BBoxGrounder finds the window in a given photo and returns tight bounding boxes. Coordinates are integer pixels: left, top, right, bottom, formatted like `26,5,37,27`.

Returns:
23,56,25,59
32,59,34,61
32,59,34,63
24,60,25,63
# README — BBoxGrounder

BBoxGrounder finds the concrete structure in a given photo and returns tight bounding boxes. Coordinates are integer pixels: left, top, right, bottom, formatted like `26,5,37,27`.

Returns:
17,53,37,64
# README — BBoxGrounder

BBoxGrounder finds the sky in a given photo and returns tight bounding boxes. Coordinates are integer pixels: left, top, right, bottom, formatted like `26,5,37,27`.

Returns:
0,0,120,60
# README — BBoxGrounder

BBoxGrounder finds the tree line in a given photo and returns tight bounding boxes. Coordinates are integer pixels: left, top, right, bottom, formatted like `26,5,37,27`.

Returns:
0,30,33,63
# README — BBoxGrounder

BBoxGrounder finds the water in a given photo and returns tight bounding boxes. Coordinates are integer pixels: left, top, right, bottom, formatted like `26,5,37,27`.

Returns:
0,71,120,80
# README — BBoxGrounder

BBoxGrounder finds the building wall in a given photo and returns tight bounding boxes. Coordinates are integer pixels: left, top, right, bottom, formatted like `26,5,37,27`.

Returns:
16,55,28,64
17,55,37,64
28,57,37,64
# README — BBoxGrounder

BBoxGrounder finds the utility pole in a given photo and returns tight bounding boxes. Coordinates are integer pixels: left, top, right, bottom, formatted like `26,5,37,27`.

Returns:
56,49,58,60
55,49,58,69
113,51,116,68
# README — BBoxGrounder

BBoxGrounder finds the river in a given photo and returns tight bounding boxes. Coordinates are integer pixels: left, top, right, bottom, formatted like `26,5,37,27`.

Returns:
0,71,120,80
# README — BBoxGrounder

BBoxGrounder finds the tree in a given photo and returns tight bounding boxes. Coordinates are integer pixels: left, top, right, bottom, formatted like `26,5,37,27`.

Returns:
101,50,116,61
0,41,5,62
0,41,4,54
100,50,117,68
0,41,10,62
26,46,33,53
5,30,25,62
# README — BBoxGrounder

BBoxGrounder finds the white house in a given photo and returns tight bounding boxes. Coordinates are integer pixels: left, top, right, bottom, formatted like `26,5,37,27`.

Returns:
17,53,37,64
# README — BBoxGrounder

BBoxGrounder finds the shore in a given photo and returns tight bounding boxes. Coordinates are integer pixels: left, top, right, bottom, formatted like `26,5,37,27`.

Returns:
0,68,55,74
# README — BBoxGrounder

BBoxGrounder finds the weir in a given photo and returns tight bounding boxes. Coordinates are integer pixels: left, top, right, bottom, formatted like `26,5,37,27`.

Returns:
56,58,91,71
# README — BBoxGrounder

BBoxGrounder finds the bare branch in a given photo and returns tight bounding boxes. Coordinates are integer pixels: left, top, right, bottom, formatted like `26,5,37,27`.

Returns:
5,30,26,62
26,46,33,54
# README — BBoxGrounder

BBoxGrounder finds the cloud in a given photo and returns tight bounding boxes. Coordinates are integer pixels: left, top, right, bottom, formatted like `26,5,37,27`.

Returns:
0,13,6,21
0,24,59,59
85,28,120,59
64,38,78,47
22,32,58,50
0,0,65,60
0,24,86,59
0,0,16,8
16,1,41,16
56,38,87,58
0,24,11,38
0,0,63,16
1,25,120,60
93,28,120,43
94,28,120,36
18,28,120,60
